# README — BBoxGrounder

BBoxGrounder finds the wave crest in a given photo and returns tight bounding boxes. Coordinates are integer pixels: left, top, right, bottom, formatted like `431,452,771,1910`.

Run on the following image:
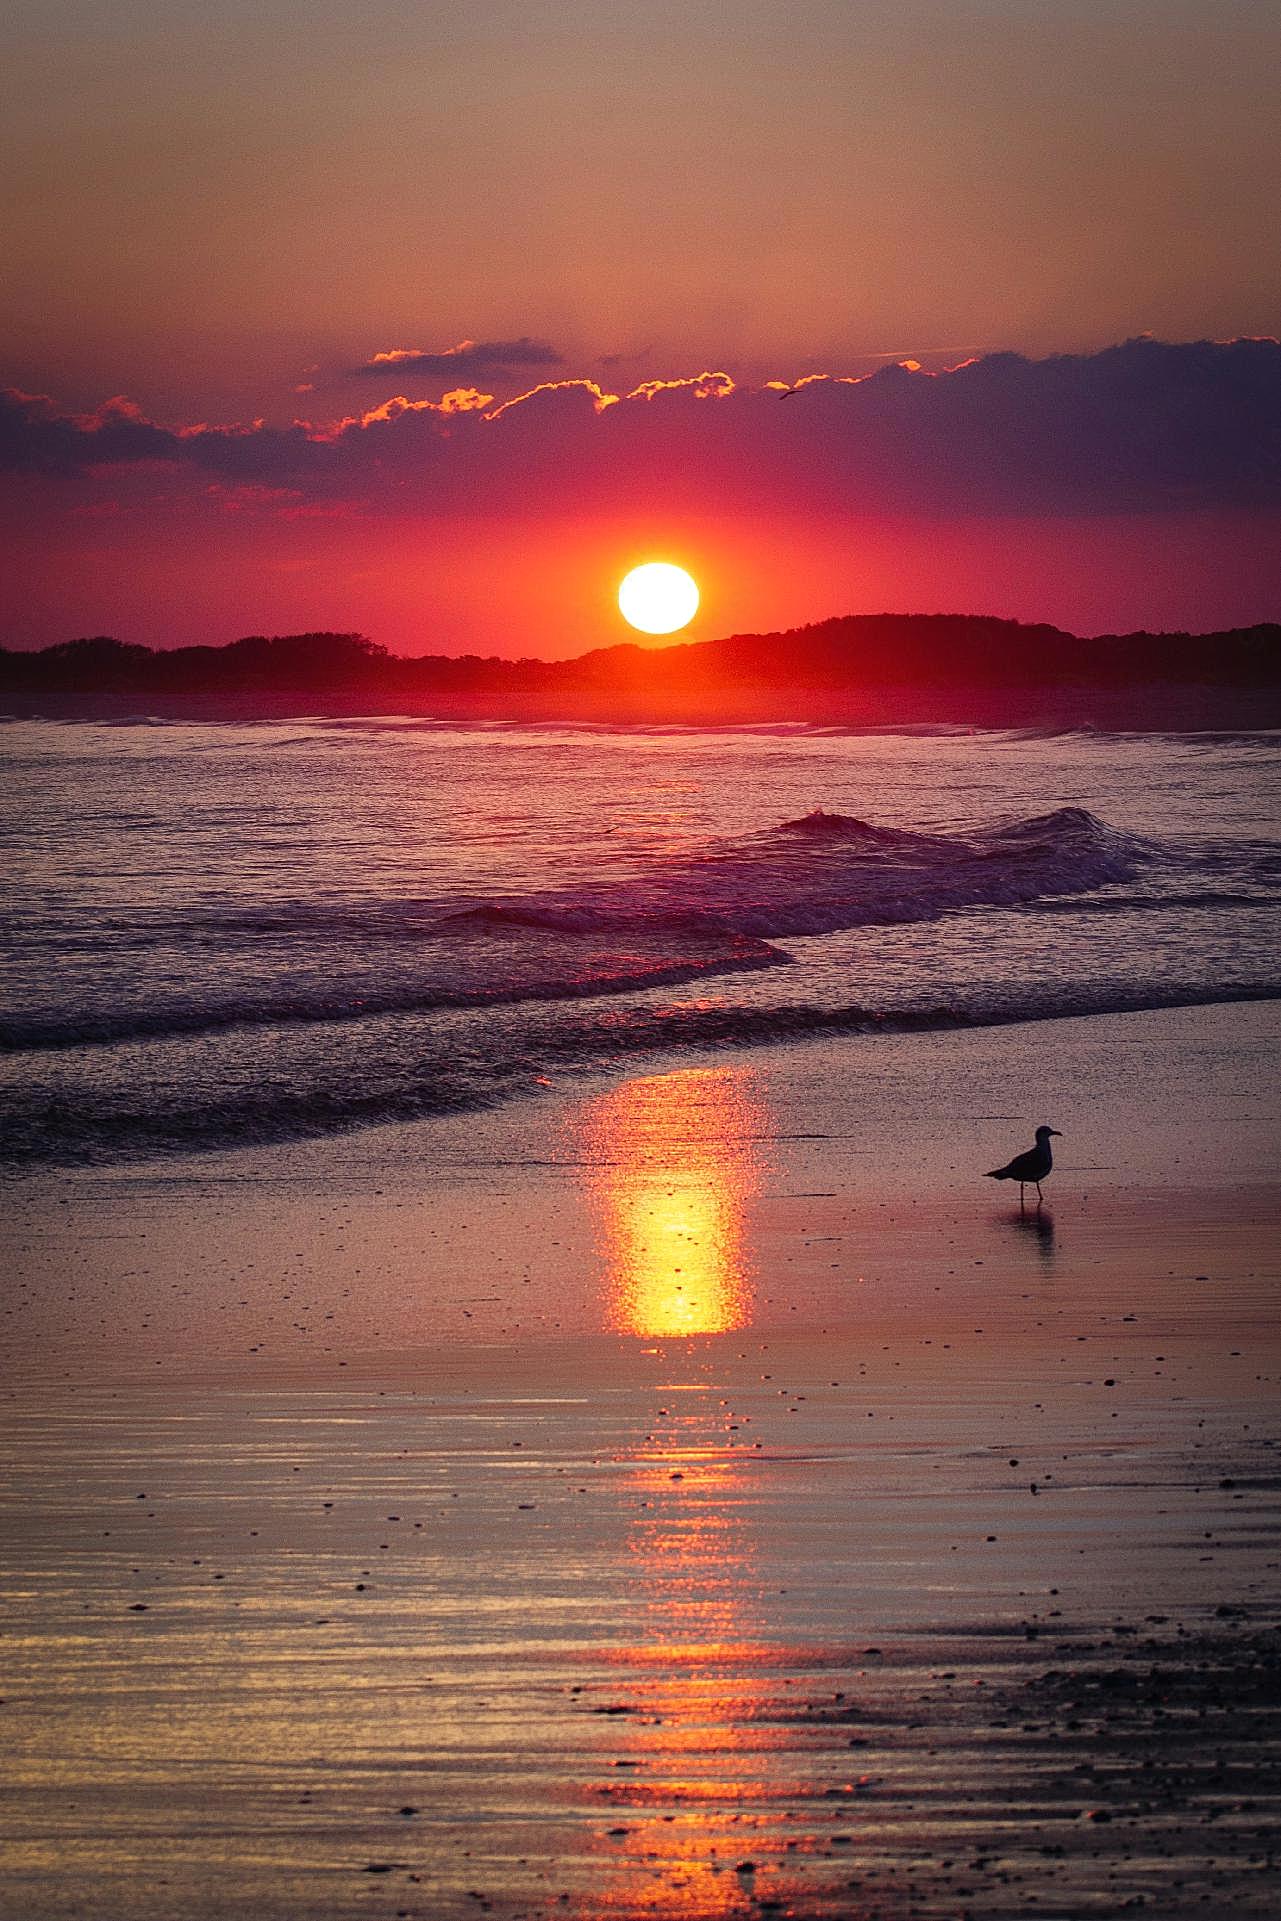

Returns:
448,803,1149,942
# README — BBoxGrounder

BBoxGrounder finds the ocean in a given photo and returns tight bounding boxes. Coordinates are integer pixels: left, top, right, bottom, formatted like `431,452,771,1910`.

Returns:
3,718,1279,1165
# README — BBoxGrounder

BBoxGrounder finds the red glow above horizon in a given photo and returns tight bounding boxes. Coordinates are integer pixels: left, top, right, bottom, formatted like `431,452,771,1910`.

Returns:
2,341,1279,655
4,493,1277,660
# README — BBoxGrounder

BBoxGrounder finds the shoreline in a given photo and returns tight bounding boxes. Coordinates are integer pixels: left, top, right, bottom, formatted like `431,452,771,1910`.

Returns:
6,998,1278,1384
6,977,1281,1176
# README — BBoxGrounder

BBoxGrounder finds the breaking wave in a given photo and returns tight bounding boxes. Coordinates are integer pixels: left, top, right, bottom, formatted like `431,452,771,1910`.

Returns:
2,806,1148,1052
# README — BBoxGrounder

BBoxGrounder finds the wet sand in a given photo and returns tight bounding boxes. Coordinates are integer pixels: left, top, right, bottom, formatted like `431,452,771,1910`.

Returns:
3,1002,1280,1918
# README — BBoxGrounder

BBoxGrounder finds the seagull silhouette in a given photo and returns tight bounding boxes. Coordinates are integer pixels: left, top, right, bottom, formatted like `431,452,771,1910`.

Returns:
986,1125,1061,1206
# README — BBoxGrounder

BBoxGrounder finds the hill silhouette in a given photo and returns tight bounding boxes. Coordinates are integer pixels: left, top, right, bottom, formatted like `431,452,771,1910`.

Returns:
2,614,1278,727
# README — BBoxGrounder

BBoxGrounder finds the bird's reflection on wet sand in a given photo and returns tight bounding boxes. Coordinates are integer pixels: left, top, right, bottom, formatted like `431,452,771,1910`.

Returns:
1000,1202,1057,1262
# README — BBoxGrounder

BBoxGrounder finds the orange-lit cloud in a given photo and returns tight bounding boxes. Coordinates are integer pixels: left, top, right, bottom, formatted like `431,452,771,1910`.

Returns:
626,372,735,402
329,388,495,434
483,377,620,420
72,394,152,431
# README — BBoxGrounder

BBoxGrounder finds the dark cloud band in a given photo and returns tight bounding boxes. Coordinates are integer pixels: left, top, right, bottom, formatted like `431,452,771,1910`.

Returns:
350,336,564,378
3,338,1279,518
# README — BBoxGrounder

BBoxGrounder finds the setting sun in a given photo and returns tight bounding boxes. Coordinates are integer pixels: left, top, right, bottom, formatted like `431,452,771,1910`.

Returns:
618,561,700,636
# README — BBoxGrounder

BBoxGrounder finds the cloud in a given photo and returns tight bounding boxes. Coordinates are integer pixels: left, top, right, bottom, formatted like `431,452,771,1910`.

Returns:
0,389,180,474
626,371,735,402
483,377,618,421
4,338,1280,521
350,336,564,378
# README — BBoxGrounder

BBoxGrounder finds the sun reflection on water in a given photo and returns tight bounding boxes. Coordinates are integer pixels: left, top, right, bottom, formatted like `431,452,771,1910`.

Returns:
581,1067,765,1338
590,1438,781,1917
570,1067,787,1913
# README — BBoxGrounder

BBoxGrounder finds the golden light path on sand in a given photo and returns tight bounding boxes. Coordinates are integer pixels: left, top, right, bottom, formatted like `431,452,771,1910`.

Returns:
581,1066,765,1338
575,1068,788,1910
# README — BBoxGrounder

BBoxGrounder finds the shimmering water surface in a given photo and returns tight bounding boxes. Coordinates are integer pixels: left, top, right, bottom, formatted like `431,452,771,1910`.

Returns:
3,719,1278,1164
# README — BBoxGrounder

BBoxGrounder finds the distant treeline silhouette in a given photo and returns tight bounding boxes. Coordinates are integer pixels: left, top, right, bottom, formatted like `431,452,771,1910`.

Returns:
2,615,1278,726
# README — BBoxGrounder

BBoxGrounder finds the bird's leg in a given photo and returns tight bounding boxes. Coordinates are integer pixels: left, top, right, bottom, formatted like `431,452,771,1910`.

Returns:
1018,1184,1026,1210
1035,1182,1044,1206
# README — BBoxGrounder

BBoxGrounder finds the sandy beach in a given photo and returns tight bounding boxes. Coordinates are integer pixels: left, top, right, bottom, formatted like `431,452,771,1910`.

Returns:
4,1001,1280,1919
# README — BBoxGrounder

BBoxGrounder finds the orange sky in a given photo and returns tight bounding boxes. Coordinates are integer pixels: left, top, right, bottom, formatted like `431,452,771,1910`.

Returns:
1,2,1278,652
4,1,1278,420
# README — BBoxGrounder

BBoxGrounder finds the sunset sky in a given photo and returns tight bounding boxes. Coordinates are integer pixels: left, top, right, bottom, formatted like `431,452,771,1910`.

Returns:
3,0,1279,655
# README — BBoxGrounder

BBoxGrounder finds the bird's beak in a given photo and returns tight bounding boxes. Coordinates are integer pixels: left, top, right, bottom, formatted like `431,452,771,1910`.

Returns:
1050,1129,1063,1137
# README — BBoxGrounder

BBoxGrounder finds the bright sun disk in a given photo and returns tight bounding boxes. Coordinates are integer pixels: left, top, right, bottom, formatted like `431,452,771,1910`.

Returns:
618,561,700,635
